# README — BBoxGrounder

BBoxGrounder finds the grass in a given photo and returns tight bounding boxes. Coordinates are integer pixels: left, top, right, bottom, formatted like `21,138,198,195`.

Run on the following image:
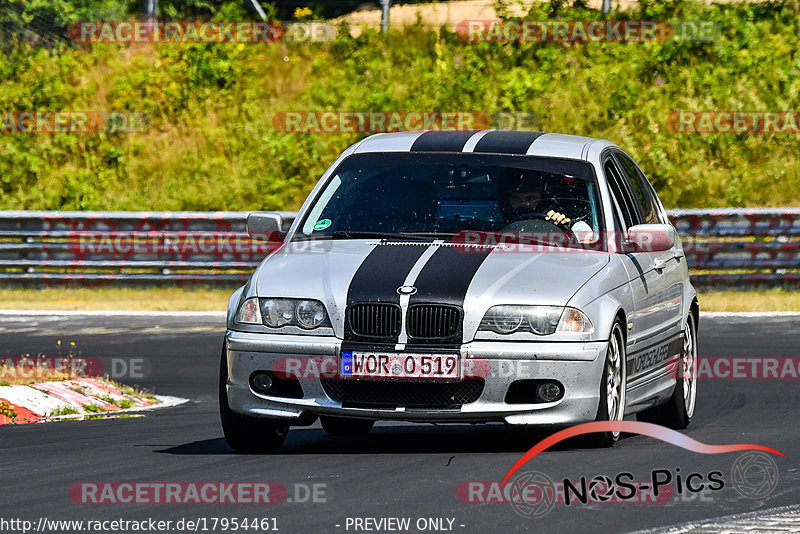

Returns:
0,286,797,312
698,288,800,313
107,378,157,403
0,287,232,311
0,402,17,419
98,394,135,409
47,405,81,417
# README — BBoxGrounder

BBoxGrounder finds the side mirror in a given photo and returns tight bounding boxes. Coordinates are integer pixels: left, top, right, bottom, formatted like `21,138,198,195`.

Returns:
624,224,677,253
246,212,282,239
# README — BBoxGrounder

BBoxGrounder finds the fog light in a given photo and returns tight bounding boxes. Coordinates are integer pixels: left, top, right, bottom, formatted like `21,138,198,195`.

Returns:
536,382,563,403
250,372,274,394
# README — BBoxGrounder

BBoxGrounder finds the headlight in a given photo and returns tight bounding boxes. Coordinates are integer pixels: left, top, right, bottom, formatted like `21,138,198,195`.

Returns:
295,299,327,329
487,306,525,334
258,298,331,330
260,298,296,327
480,305,562,335
236,298,262,324
479,306,592,335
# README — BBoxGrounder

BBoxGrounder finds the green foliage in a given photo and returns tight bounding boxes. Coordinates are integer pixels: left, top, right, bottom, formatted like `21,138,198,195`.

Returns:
0,1,798,210
0,401,17,419
98,394,134,408
0,0,129,43
47,405,80,416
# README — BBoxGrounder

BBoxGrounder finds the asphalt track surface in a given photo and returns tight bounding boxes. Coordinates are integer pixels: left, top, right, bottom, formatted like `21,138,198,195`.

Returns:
1,312,799,533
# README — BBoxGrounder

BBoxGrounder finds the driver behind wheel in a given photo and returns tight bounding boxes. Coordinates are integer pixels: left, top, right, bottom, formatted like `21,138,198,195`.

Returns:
506,178,570,226
504,177,595,242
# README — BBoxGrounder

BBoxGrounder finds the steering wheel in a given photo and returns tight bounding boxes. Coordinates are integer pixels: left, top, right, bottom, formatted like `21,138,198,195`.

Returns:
501,213,565,233
507,211,547,223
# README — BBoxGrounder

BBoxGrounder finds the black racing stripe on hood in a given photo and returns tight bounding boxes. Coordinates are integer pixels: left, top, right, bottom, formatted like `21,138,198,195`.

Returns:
409,131,479,152
346,244,428,304
408,246,493,307
472,130,545,154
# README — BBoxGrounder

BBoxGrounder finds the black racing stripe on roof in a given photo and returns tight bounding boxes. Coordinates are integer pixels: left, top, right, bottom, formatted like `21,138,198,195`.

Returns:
472,130,546,154
409,131,479,152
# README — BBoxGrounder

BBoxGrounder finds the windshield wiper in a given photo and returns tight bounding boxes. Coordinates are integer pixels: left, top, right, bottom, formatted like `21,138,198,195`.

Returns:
407,231,458,238
329,231,432,242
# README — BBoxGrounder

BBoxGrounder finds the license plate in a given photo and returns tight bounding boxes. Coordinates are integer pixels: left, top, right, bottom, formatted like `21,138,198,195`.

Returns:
340,351,460,380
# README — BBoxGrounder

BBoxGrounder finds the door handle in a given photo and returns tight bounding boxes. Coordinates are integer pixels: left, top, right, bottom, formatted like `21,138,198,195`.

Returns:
672,250,684,261
653,259,667,272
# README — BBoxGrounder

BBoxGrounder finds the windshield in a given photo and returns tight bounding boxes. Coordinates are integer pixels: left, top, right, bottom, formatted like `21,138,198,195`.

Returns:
296,152,604,249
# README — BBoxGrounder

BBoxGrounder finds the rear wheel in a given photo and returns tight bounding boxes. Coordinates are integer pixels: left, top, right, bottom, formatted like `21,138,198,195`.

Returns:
586,321,627,447
321,416,375,436
219,344,289,453
637,313,698,429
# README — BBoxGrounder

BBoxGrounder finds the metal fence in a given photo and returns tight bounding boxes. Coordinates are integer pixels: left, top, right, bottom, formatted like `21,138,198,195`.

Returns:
1,209,798,286
671,208,800,285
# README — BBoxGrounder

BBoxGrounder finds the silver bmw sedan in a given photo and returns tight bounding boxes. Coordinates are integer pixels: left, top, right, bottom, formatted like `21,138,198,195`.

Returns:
220,130,699,452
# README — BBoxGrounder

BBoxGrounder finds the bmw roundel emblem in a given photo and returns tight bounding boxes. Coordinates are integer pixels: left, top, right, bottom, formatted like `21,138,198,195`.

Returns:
397,285,418,295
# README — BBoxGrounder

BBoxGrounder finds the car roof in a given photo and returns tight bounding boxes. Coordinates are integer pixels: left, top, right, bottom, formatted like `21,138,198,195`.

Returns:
352,130,617,161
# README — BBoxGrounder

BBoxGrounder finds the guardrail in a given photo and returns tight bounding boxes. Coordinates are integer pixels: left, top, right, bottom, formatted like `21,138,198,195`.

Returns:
671,208,800,285
0,209,798,286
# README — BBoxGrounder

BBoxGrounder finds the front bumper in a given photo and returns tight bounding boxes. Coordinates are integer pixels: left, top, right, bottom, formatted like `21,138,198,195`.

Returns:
224,330,607,426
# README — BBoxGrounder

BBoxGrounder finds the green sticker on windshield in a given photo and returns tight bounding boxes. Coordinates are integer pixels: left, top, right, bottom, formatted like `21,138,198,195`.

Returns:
313,219,332,231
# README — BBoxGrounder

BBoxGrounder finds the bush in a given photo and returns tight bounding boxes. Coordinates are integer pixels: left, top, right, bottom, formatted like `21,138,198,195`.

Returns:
0,0,798,210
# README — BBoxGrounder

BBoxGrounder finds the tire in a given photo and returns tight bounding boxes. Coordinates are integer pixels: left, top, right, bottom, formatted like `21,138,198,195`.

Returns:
219,344,289,453
586,321,627,448
321,416,375,436
636,313,698,429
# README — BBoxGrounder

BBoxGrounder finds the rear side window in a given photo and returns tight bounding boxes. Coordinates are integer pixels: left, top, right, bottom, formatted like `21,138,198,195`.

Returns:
615,153,663,224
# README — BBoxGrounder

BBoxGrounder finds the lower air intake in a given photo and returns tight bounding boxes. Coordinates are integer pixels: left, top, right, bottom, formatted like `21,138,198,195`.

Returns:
321,379,484,408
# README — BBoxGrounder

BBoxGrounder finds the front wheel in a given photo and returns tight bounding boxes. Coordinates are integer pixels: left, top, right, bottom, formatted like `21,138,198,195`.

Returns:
637,313,698,429
219,344,289,453
586,321,627,447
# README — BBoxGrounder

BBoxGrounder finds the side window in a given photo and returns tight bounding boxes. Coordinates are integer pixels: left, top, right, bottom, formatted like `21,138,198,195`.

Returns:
641,178,667,224
615,153,663,224
604,158,641,230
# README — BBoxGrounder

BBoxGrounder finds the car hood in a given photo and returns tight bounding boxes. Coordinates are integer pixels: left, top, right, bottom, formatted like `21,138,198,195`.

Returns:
253,240,610,338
